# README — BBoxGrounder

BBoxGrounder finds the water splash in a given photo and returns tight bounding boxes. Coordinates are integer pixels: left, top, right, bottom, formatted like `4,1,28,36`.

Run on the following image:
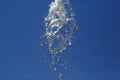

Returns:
43,0,78,79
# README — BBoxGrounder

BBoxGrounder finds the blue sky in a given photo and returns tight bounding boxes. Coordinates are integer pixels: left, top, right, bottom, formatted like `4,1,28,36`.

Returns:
0,0,120,80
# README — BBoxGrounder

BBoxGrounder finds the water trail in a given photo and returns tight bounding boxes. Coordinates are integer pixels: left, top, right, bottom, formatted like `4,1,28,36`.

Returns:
43,0,78,79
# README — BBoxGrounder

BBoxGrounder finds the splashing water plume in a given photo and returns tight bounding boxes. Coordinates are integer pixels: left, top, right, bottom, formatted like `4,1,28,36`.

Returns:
43,0,78,79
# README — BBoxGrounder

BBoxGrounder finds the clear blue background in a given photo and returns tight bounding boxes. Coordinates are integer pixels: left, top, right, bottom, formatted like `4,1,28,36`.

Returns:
0,0,120,80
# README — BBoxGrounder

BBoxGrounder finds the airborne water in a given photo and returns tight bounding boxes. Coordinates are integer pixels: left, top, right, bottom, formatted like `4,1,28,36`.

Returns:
42,0,78,79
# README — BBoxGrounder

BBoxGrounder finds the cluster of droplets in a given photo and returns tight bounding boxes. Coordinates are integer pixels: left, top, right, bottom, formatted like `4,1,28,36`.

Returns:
44,0,78,80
